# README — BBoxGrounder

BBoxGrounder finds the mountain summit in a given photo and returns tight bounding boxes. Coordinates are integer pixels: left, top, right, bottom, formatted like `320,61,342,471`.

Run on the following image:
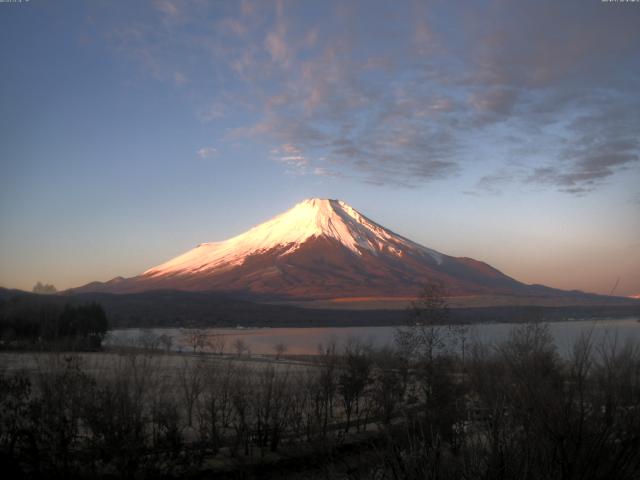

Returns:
73,198,562,299
144,198,443,278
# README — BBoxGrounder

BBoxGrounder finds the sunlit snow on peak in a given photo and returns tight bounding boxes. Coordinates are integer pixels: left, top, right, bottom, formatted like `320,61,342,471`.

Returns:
143,199,442,277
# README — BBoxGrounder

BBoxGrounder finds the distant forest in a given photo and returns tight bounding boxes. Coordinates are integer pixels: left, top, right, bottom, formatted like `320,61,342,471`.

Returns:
0,295,108,350
0,287,638,331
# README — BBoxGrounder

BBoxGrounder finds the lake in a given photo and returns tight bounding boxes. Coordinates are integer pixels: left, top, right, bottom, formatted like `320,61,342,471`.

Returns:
105,317,640,356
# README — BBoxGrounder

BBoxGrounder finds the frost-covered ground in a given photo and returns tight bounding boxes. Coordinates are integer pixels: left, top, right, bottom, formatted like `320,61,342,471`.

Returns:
0,350,311,379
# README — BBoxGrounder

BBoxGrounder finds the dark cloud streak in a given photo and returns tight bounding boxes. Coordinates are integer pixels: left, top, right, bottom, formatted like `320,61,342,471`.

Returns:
105,0,640,194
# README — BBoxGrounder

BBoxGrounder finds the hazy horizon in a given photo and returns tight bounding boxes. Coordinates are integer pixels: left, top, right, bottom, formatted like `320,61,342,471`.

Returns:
1,0,639,296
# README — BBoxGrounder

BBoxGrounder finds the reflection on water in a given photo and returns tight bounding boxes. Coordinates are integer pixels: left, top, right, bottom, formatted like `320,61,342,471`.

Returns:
105,318,640,356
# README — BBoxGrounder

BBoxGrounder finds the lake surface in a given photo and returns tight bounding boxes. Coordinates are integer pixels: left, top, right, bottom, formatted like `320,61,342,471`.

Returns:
106,317,640,356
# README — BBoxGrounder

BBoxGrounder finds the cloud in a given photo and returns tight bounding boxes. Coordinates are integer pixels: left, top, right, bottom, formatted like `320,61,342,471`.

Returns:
198,106,223,122
264,0,291,67
265,30,289,67
281,143,301,155
32,282,57,294
103,0,640,193
469,88,519,116
525,99,640,192
196,147,217,159
268,143,336,177
174,71,187,86
280,155,307,167
270,144,308,173
154,0,179,19
470,171,516,196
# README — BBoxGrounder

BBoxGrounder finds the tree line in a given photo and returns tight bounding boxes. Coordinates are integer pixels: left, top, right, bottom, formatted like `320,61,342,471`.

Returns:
1,323,640,479
0,296,108,350
1,283,640,478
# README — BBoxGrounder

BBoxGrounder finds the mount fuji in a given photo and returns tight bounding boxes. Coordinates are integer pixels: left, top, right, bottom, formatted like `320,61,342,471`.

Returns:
72,198,579,301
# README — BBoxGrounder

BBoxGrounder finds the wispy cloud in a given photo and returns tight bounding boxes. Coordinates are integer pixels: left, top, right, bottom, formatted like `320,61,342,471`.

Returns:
154,0,179,19
103,0,640,194
173,71,187,86
196,147,217,159
268,143,334,177
264,0,291,67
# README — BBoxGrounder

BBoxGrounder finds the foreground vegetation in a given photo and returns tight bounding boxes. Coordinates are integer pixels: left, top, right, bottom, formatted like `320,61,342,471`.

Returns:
1,286,639,478
1,320,640,479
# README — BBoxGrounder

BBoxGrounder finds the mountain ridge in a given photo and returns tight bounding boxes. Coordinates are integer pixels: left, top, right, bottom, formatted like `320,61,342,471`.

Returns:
3,287,638,329
69,198,616,302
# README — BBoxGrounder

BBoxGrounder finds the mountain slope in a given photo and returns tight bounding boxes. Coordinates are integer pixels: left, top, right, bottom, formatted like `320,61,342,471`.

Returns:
143,198,443,277
71,198,584,300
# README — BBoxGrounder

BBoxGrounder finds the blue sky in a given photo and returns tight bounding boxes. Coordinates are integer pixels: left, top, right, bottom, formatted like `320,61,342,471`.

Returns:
1,0,639,295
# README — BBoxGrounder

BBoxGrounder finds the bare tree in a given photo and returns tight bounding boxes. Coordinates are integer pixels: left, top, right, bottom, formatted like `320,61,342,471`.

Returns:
229,365,252,456
287,370,312,440
185,329,208,354
158,333,173,353
233,338,248,357
371,346,409,425
338,340,371,432
136,329,160,351
33,355,94,477
197,361,236,454
207,334,227,355
449,322,470,373
315,340,338,438
395,281,450,362
83,351,161,478
252,365,292,455
178,357,204,427
274,342,287,360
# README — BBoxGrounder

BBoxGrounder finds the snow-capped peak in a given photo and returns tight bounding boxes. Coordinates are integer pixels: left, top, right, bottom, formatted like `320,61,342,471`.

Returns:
144,198,442,277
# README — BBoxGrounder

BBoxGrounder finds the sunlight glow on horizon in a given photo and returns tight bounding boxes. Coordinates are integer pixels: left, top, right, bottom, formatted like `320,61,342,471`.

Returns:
0,0,638,296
